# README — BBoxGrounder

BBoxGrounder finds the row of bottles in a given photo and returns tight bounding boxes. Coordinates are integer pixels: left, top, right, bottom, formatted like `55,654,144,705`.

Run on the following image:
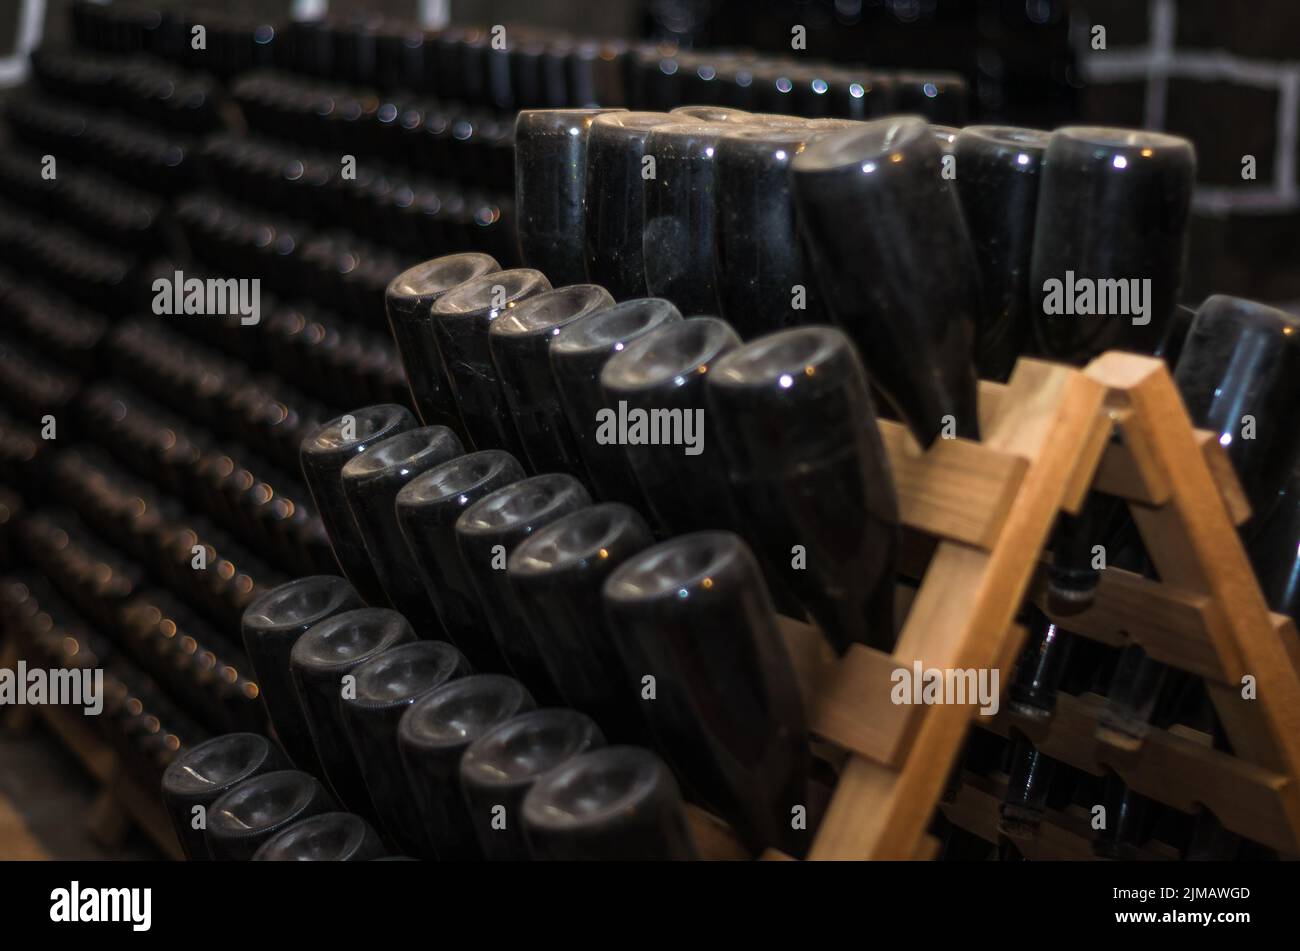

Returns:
514,108,1206,451
230,71,517,195
6,93,198,196
1,576,209,788
377,255,900,655
198,132,515,259
235,537,797,860
69,2,965,123
30,46,226,135
0,7,357,818
0,146,164,254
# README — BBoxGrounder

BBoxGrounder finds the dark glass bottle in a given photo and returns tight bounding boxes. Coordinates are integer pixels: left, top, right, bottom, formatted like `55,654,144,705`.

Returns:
1248,463,1299,624
706,326,899,653
713,126,826,337
1093,773,1157,860
603,530,810,856
521,746,699,860
514,108,627,285
550,297,682,506
825,70,894,119
205,770,336,861
791,116,980,445
641,121,732,316
750,60,800,115
394,449,526,672
566,38,627,108
789,66,837,117
1044,494,1121,616
299,404,417,605
896,73,969,124
1097,644,1170,751
930,124,960,154
1030,127,1195,362
460,708,605,861
340,426,464,638
711,58,760,110
952,126,1051,382
1008,605,1076,720
599,316,741,537
161,732,290,861
397,674,536,860
343,640,470,854
1157,303,1197,369
431,268,552,457
252,812,387,861
289,608,415,814
1182,809,1242,861
584,111,685,299
1173,295,1300,532
488,284,614,479
669,105,753,123
507,502,654,741
454,474,591,703
998,733,1061,840
240,576,362,775
385,253,500,435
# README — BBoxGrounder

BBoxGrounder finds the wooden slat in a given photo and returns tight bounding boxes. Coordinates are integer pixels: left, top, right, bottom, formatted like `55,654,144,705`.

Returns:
913,834,942,861
1060,404,1117,515
1031,566,1230,683
877,420,1028,548
778,616,1024,766
976,692,1298,854
777,617,905,764
941,773,1178,861
1197,431,1252,526
976,379,1007,431
1094,423,1251,527
1093,409,1170,505
686,804,751,860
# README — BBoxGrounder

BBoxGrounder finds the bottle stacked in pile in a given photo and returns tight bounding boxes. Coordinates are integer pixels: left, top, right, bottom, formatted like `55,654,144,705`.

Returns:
0,4,952,860
0,8,531,838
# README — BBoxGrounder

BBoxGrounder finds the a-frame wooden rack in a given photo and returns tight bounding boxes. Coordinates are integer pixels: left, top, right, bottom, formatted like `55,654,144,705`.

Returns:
688,350,1300,860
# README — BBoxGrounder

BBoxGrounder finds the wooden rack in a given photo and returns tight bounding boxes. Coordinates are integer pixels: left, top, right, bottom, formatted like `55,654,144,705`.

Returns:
691,350,1300,860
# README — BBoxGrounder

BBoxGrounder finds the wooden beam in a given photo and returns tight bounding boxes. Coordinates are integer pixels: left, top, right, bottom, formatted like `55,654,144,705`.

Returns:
1031,566,1229,683
877,420,1028,548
